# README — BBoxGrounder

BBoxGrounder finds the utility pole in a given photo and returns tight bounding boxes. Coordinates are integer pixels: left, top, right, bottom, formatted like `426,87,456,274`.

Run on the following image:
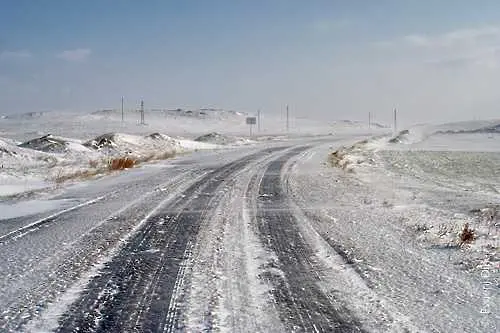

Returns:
140,100,145,125
393,108,397,134
368,112,371,129
286,104,289,133
121,96,124,123
257,109,261,132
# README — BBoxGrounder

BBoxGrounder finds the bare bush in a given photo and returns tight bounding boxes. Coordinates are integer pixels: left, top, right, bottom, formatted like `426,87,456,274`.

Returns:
108,157,135,171
415,224,430,233
328,150,344,167
51,150,177,185
459,223,476,246
328,149,352,171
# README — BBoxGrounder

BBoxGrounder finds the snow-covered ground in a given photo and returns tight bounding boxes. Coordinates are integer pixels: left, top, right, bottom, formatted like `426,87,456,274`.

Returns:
289,143,499,332
0,132,189,199
0,111,498,332
0,109,380,199
0,108,380,143
320,120,499,330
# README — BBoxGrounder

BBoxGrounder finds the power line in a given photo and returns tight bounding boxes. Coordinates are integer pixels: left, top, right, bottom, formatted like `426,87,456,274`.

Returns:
393,108,397,134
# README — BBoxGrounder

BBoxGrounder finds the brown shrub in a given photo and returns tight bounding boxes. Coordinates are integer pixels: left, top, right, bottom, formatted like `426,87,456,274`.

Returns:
459,223,476,246
109,157,136,170
328,149,354,172
52,151,175,186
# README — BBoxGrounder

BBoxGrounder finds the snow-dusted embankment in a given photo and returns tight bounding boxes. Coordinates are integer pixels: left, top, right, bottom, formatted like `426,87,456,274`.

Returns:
326,120,500,270
290,139,499,332
0,132,219,199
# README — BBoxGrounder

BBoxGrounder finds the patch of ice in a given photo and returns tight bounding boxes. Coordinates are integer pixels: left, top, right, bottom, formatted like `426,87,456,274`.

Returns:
0,199,74,219
0,174,49,197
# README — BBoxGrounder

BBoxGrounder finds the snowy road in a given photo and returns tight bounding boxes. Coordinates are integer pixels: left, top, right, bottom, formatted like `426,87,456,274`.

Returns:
253,147,364,332
0,141,353,332
1,138,497,332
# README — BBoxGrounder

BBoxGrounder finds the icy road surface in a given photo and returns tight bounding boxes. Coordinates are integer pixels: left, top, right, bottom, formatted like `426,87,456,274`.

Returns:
0,138,497,332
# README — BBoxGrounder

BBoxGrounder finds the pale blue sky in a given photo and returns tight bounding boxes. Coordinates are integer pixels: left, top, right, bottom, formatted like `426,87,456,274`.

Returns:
1,1,500,125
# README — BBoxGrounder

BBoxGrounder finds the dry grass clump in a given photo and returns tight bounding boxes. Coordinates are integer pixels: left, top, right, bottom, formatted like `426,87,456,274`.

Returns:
52,156,136,184
136,150,176,164
54,168,101,184
88,159,99,168
108,157,135,170
52,151,177,185
459,223,476,246
154,150,176,161
328,150,345,167
328,149,353,172
100,151,177,172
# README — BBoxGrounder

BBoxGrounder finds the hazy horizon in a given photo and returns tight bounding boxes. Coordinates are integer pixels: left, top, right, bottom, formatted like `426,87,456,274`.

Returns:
2,1,500,128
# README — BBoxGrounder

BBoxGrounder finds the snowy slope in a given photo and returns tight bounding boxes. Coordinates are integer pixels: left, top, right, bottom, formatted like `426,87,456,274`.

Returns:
325,120,499,288
0,132,208,199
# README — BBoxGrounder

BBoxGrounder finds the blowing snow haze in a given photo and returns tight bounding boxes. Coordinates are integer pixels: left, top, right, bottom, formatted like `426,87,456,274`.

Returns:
1,2,499,332
1,1,500,126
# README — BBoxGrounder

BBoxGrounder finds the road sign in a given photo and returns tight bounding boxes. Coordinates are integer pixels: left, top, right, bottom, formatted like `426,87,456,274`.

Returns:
246,117,257,125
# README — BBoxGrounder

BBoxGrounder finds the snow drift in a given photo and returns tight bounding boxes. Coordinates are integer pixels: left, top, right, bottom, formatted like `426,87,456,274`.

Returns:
387,119,500,146
194,132,253,146
0,131,212,198
84,132,181,158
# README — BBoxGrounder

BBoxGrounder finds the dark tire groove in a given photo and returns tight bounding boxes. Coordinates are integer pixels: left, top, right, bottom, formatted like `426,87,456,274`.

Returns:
254,147,366,333
56,147,287,333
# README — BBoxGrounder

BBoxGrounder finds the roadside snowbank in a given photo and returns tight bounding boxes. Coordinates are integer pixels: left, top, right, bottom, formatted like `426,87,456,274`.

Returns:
326,120,500,269
327,135,388,172
0,131,221,199
290,144,498,332
329,119,500,173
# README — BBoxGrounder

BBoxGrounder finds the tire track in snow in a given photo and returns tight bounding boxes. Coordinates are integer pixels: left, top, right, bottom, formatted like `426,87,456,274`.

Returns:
1,169,207,332
0,194,109,243
55,147,287,333
0,164,210,244
181,149,293,332
251,146,366,333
